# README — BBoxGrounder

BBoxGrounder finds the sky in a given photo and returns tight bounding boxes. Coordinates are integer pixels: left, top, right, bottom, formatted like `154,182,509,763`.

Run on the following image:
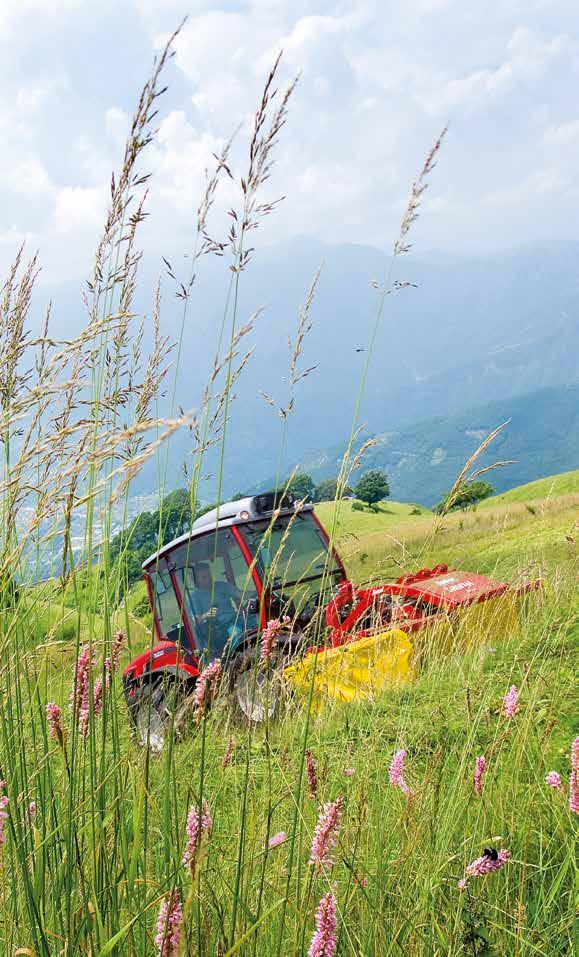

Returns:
2,0,579,286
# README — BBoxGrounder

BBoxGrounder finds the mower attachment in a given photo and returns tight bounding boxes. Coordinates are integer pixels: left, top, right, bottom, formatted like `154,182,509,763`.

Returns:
283,628,413,712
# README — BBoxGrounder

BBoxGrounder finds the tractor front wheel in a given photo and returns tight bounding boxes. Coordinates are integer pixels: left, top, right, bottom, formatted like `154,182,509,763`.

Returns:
129,678,191,752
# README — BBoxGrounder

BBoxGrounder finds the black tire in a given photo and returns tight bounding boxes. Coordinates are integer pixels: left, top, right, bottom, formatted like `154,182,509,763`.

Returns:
128,677,192,752
228,648,288,724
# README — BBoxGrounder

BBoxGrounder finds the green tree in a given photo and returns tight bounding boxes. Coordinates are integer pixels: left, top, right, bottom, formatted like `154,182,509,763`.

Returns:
287,472,316,502
314,478,353,502
355,469,390,506
435,480,494,513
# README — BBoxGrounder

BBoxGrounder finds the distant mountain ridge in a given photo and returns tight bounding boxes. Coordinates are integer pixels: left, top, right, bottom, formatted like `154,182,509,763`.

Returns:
36,238,579,496
265,382,579,508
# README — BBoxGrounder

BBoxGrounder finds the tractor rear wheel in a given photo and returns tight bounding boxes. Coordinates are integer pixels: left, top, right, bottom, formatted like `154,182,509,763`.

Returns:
228,650,287,724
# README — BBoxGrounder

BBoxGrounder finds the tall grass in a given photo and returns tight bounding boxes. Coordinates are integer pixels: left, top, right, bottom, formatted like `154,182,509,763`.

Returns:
0,28,576,957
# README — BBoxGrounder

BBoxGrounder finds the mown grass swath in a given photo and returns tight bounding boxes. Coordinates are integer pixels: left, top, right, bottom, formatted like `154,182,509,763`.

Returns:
0,24,576,957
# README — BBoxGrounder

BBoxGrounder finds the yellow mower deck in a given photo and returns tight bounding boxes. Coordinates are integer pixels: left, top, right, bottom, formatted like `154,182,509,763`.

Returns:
284,628,414,712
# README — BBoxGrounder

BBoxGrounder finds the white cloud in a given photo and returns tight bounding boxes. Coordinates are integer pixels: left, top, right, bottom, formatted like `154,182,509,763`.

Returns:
149,110,235,219
105,107,129,145
544,118,579,145
3,0,579,284
0,0,82,38
6,157,54,198
53,185,106,234
416,27,578,116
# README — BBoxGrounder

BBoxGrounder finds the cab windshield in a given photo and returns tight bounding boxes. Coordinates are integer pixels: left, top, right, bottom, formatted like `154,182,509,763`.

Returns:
148,528,260,660
240,512,343,621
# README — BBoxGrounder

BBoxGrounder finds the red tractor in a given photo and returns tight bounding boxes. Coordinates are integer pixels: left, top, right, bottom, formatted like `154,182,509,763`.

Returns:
123,492,538,748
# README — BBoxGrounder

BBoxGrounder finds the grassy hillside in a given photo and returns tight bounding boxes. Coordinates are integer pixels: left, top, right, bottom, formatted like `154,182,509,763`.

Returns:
314,480,578,587
3,475,573,955
315,499,431,538
480,468,579,506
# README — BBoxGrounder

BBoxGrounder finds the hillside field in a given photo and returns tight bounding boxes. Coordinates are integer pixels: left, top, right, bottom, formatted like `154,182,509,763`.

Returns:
0,472,575,955
478,468,579,506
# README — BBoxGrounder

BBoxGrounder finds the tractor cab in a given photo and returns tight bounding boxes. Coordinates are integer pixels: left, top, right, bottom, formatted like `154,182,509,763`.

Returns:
142,491,346,662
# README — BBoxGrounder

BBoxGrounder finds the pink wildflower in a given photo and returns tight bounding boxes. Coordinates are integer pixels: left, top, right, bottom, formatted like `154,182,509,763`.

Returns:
474,756,486,796
27,801,36,823
0,783,8,847
70,644,95,739
545,771,562,790
183,799,212,868
308,891,338,957
389,749,412,797
268,831,287,849
193,659,221,718
155,891,182,957
503,685,519,719
343,767,355,777
305,749,318,800
570,737,579,814
46,702,65,745
92,676,104,718
260,616,290,663
310,797,343,871
458,847,511,888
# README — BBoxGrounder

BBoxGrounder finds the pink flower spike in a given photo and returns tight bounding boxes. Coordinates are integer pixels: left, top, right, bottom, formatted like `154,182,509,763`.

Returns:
260,617,290,663
310,797,343,871
305,749,318,800
343,767,355,777
70,644,96,740
545,771,562,790
268,831,287,849
46,702,64,744
474,756,486,796
155,891,182,957
570,737,579,814
308,891,338,957
503,684,519,719
27,801,36,823
389,749,412,796
193,660,221,718
92,675,105,718
183,799,212,868
458,847,511,888
0,784,8,847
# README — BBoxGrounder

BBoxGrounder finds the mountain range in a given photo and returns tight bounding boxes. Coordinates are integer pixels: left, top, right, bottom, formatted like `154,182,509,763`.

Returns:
273,382,579,508
37,238,579,501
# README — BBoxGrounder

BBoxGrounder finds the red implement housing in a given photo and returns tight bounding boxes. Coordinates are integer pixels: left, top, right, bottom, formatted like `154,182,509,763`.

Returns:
326,564,541,647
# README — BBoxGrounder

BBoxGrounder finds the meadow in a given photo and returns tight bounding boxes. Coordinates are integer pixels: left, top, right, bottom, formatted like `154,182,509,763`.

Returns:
0,29,577,957
0,475,574,956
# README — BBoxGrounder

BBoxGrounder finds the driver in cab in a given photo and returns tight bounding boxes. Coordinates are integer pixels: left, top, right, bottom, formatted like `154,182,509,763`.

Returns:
188,562,243,656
